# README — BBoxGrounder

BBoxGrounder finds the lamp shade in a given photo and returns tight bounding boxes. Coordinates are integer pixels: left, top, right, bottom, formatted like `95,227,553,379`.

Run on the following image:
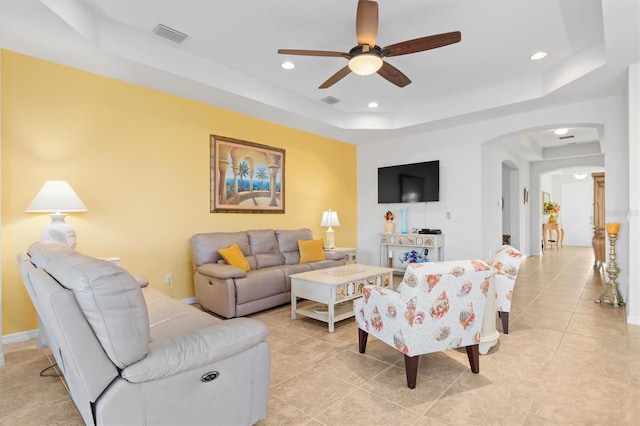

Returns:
26,180,88,213
320,210,340,227
26,180,88,249
320,209,339,249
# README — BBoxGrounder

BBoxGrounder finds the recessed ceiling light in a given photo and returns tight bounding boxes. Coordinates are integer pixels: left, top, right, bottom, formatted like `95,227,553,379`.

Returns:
530,51,548,60
368,101,379,108
281,61,295,70
554,128,569,135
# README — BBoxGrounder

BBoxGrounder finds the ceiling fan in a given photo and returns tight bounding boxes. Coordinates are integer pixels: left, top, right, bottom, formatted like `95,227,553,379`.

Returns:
277,0,461,89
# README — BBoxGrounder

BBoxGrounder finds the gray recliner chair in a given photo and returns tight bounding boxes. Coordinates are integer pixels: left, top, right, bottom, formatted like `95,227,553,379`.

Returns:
18,241,270,425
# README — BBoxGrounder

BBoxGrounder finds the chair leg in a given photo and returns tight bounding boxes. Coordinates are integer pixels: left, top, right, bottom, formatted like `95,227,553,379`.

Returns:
465,344,480,374
358,328,369,353
499,311,509,334
403,354,419,389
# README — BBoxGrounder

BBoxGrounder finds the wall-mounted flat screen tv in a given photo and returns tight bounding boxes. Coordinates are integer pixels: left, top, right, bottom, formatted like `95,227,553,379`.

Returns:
378,160,439,203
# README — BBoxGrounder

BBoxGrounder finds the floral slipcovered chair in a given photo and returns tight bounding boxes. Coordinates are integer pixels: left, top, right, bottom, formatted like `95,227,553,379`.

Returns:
491,245,523,334
354,259,493,389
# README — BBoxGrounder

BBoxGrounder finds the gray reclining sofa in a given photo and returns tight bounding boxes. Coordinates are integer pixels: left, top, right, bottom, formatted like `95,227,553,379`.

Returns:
191,228,346,318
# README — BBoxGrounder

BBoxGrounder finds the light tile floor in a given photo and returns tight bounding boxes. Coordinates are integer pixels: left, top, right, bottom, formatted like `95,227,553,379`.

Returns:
2,247,639,425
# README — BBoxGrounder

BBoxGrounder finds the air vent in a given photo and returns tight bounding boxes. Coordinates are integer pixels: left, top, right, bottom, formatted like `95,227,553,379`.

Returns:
321,96,340,105
559,135,575,140
153,24,188,44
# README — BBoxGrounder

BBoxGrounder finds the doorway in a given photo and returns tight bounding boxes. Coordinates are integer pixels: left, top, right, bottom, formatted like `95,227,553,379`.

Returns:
502,160,520,250
540,168,604,248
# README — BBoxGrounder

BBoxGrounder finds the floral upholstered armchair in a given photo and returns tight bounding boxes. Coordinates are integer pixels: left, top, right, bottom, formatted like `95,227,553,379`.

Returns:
490,245,523,334
354,259,494,388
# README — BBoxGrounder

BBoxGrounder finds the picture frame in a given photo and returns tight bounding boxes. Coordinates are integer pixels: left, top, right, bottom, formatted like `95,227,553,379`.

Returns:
542,191,550,212
210,135,285,213
524,187,529,204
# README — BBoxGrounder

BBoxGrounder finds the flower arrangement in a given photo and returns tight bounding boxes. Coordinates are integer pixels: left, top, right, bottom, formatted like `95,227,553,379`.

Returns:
400,250,429,266
543,201,561,216
384,210,394,221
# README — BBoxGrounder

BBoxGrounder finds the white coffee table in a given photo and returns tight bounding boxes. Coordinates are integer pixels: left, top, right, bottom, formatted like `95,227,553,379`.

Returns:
290,264,394,332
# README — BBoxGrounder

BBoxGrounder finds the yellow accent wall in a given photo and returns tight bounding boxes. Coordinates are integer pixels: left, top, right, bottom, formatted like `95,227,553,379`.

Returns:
1,50,357,335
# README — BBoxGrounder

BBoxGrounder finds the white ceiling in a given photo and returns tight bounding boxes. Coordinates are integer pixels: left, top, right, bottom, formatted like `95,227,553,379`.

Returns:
1,0,638,155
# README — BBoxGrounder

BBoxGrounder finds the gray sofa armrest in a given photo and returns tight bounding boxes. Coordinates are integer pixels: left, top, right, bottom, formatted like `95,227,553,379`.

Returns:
324,251,347,261
197,263,246,279
121,318,268,383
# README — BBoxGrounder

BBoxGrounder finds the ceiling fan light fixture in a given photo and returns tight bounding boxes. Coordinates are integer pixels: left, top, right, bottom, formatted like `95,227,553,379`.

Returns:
348,54,383,76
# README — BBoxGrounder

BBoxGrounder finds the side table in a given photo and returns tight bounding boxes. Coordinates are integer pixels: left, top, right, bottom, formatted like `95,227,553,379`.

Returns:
542,223,564,250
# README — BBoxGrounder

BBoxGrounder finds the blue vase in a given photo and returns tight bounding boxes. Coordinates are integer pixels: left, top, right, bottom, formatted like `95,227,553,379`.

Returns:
401,207,408,234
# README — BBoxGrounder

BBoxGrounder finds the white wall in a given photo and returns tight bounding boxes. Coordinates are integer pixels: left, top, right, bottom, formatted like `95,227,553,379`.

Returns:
358,94,636,324
509,169,521,249
628,63,639,325
358,137,484,265
482,143,529,257
502,164,511,237
500,164,521,250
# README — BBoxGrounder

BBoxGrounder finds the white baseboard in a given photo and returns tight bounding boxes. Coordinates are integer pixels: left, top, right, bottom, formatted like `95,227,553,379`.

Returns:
2,329,39,345
2,301,200,348
627,314,640,325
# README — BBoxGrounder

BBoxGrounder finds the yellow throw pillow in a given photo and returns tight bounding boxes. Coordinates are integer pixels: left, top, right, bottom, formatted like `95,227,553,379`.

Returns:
298,239,326,263
218,243,250,272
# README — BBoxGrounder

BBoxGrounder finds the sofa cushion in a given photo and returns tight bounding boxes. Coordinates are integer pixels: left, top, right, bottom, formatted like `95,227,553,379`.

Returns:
247,230,278,254
279,263,313,291
246,230,284,269
282,251,301,265
28,242,149,369
254,253,285,269
191,232,250,267
276,229,313,265
235,268,286,304
219,243,251,272
122,317,268,383
299,239,326,263
275,228,313,252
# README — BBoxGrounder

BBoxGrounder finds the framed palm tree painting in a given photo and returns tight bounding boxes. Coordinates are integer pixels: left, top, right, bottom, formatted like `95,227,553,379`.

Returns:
210,135,285,213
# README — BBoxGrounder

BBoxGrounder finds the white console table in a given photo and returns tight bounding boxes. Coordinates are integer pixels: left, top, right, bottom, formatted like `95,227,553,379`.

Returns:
379,233,445,273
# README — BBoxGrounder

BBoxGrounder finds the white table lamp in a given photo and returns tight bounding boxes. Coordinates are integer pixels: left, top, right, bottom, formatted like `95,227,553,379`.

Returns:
320,209,340,249
26,180,88,249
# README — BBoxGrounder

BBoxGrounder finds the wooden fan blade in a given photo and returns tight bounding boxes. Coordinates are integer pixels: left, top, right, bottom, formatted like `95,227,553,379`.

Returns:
278,49,348,58
377,61,411,87
356,0,378,47
319,66,352,89
383,31,461,57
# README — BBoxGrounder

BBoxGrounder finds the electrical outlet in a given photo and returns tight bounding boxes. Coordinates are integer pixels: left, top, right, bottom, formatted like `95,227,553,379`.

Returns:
165,273,172,285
